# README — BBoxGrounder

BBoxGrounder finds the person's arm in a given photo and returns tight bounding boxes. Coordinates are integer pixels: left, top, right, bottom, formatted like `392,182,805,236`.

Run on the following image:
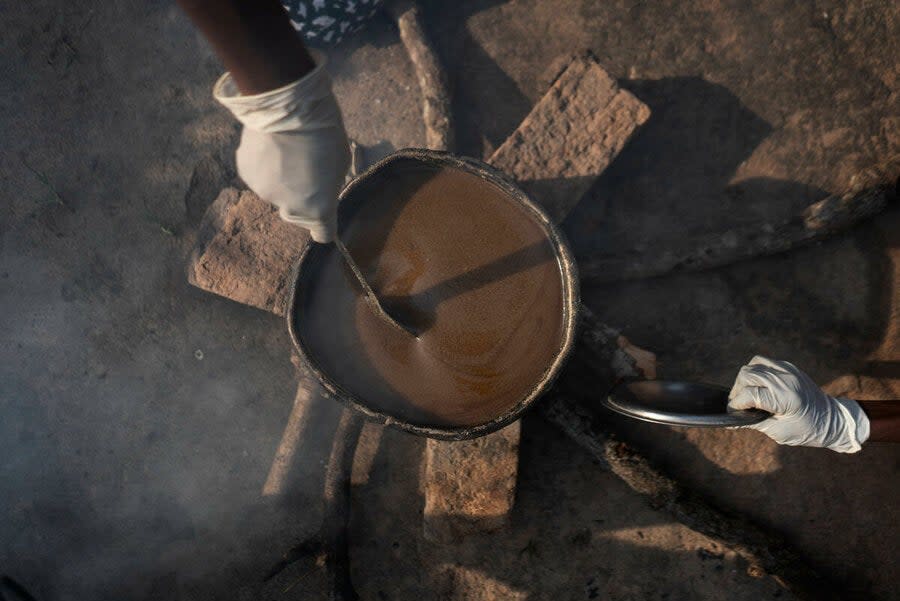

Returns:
176,0,351,243
727,356,892,452
858,401,900,442
177,0,315,94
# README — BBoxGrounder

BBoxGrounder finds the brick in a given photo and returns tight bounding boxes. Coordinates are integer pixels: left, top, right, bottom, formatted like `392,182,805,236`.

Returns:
488,54,650,224
422,421,521,542
187,188,308,316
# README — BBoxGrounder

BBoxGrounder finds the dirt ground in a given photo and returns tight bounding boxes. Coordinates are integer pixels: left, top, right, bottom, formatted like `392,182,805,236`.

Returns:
1,1,898,600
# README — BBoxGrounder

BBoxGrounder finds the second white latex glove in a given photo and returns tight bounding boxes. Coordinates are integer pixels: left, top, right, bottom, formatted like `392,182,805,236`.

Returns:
728,356,869,453
214,50,350,243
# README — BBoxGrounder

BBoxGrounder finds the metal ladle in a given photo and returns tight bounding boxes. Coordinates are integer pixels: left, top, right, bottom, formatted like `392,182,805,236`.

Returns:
334,238,418,338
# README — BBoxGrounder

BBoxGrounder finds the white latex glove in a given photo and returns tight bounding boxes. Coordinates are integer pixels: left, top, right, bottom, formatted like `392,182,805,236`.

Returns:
728,356,870,453
213,50,350,243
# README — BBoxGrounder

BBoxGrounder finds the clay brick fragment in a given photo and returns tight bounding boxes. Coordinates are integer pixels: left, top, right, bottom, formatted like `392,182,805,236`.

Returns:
187,188,308,316
488,54,650,224
423,421,521,542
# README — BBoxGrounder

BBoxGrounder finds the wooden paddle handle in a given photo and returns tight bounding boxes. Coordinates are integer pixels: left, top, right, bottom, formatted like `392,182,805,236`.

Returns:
857,400,900,443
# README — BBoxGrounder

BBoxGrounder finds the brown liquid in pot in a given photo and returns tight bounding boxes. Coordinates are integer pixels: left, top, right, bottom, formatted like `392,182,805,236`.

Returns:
296,162,565,427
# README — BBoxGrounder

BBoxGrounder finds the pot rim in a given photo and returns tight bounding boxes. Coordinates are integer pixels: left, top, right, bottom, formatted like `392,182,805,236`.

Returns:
287,148,580,440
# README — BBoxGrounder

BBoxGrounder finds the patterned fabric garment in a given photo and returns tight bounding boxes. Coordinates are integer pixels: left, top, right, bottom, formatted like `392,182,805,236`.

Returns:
282,0,383,46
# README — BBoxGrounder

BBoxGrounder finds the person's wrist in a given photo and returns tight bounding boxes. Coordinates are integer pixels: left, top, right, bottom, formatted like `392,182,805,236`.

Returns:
828,397,869,453
278,207,337,243
213,49,335,133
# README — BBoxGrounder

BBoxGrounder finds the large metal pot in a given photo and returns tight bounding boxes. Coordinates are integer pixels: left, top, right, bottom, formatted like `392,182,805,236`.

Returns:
287,149,579,440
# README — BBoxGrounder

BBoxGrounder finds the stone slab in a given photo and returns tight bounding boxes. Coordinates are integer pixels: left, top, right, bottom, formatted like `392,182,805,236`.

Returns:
422,421,521,542
187,188,307,317
487,53,650,223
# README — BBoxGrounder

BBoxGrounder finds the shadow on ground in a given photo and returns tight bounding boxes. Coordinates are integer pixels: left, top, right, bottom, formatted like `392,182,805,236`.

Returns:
564,76,827,258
